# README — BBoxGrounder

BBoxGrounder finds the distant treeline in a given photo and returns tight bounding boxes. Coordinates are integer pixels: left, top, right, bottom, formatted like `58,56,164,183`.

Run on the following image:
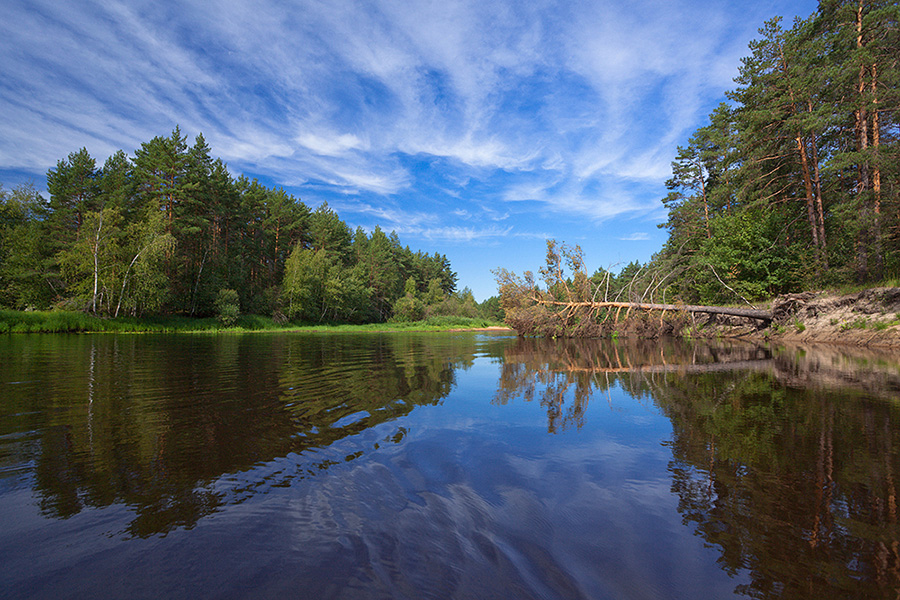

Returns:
0,128,499,323
650,2,899,304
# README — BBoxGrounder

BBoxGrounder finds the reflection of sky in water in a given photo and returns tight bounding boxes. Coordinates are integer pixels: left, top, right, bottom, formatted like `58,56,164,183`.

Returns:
398,357,735,598
5,351,742,599
6,334,900,599
205,356,741,599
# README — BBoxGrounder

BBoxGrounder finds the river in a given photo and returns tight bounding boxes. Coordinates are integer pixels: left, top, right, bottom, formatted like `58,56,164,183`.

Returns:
1,332,899,599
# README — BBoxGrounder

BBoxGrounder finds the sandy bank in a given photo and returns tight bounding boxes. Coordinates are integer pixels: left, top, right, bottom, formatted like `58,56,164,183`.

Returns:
708,288,900,348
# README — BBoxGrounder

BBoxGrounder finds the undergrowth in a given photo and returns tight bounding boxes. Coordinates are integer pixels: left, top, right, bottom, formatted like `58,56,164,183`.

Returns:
826,277,900,296
0,310,505,334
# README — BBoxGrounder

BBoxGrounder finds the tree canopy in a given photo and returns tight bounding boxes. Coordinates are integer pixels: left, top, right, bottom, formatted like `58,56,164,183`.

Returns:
654,2,899,303
0,129,462,323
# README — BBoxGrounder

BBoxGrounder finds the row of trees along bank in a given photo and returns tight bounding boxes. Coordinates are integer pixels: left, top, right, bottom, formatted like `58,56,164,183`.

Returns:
0,127,472,323
658,2,898,304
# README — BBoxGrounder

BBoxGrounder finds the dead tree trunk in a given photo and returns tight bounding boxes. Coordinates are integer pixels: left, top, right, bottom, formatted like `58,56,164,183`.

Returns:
535,299,773,323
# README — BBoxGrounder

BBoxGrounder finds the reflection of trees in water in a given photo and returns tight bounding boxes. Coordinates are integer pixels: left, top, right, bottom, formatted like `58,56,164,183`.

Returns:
1,333,503,537
657,369,900,598
494,337,770,433
496,337,900,598
22,335,301,537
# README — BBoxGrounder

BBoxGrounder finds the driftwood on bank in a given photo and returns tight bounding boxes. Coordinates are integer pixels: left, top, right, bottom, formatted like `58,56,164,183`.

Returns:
536,299,773,323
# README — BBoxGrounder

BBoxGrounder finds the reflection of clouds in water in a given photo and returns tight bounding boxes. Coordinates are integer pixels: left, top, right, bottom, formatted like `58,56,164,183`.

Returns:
261,428,739,599
625,415,661,426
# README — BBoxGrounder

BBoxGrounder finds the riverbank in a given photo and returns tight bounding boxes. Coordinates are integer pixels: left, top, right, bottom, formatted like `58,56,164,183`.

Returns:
697,287,900,348
0,310,507,334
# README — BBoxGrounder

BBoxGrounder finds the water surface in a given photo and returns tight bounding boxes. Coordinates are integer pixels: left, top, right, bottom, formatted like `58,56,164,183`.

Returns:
1,333,899,599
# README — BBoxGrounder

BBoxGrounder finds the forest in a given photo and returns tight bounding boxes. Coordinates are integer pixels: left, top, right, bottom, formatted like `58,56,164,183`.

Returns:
0,127,494,324
654,1,898,304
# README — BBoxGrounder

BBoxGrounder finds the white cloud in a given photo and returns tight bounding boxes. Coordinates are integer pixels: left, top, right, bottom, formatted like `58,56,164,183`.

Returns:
413,225,514,243
0,0,818,230
408,135,538,171
296,133,367,157
329,168,410,196
619,233,651,241
338,202,439,229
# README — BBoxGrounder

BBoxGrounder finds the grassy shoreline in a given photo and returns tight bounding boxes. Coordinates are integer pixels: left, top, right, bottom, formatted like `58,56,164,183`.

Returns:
0,310,509,334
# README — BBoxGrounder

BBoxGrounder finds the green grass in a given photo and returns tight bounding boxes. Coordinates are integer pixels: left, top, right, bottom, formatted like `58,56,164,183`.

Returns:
829,314,900,332
873,319,900,331
839,316,872,331
0,310,508,334
295,316,505,332
824,277,900,296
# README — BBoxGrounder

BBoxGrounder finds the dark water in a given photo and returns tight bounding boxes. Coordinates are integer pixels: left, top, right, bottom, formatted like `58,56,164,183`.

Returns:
1,333,900,599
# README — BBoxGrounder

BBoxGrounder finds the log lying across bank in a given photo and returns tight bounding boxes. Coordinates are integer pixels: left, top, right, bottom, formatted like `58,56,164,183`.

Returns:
536,300,773,323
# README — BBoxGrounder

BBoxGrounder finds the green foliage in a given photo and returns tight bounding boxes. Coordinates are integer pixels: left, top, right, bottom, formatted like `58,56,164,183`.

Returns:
283,247,332,321
425,285,474,316
424,278,444,305
0,128,459,326
309,202,352,263
478,295,505,322
653,4,900,301
0,309,501,334
282,247,372,323
46,147,100,242
0,183,55,309
214,288,240,326
840,317,871,331
404,276,418,298
116,210,175,317
57,206,125,314
696,208,800,303
391,295,426,322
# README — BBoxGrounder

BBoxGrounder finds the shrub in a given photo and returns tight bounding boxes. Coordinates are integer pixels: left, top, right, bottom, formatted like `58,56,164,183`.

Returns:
214,289,241,327
391,295,426,322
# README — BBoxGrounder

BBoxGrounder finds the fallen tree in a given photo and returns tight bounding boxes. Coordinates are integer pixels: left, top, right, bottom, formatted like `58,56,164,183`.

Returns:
495,240,771,338
537,299,772,322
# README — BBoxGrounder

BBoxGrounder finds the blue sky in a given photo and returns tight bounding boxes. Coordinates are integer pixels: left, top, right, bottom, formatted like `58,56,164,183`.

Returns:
1,0,818,301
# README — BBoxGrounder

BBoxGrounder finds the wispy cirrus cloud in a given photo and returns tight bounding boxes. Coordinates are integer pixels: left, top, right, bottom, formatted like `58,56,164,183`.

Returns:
334,202,439,229
412,225,514,243
1,0,802,196
0,0,819,298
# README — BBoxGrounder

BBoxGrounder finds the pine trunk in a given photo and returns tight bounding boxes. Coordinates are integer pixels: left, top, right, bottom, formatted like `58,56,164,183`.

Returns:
797,133,821,255
871,62,883,279
809,128,829,269
855,2,871,281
